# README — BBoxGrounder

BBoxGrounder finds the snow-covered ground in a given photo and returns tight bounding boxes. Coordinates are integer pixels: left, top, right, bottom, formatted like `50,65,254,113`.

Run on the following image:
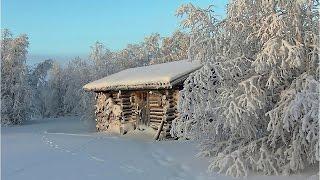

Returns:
2,117,318,180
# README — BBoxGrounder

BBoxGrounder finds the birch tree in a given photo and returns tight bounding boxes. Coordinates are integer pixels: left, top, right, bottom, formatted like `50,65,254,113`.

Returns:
171,1,319,176
90,41,114,78
1,29,31,125
150,31,190,64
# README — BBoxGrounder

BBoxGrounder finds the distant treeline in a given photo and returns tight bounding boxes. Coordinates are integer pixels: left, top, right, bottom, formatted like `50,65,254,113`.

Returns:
1,29,189,125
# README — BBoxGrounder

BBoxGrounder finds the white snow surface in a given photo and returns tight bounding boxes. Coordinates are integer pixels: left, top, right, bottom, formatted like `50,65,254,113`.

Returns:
83,59,202,91
2,117,318,180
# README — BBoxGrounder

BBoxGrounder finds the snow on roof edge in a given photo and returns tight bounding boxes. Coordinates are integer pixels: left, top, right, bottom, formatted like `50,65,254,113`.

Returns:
83,60,202,92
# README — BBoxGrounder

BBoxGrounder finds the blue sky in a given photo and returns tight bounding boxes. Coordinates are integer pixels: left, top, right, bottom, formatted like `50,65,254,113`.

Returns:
2,0,227,64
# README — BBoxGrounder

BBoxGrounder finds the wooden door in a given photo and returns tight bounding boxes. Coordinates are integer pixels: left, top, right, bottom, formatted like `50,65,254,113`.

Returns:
135,91,149,126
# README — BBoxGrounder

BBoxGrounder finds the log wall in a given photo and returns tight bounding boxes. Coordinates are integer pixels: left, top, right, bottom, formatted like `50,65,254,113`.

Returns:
149,90,179,139
94,89,180,139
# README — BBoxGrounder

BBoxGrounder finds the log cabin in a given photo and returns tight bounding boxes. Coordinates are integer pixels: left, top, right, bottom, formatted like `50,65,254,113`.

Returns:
83,60,202,139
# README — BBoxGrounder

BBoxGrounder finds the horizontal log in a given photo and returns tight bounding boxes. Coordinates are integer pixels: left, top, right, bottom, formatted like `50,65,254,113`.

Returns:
122,111,132,115
149,102,160,105
150,121,162,124
149,93,162,97
149,104,160,107
123,105,132,109
122,110,132,113
149,99,160,103
149,105,160,108
150,115,164,119
150,111,164,116
150,110,163,113
149,98,161,102
149,108,164,112
150,118,163,122
150,117,162,121
149,102,160,106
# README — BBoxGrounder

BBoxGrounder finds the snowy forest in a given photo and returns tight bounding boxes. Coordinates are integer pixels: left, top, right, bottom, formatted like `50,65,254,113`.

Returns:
1,0,319,179
1,29,189,124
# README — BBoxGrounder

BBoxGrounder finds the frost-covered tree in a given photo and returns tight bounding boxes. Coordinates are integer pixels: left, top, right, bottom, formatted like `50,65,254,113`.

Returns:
161,31,189,62
117,43,147,68
90,41,115,78
29,59,53,117
144,33,161,64
171,1,319,176
44,62,65,117
1,29,31,125
63,57,94,115
150,31,190,64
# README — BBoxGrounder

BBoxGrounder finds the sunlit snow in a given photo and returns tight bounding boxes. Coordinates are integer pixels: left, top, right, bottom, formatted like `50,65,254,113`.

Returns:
2,117,318,180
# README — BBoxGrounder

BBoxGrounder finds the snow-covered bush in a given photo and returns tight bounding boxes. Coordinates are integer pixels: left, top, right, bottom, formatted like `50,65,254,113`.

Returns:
171,0,319,176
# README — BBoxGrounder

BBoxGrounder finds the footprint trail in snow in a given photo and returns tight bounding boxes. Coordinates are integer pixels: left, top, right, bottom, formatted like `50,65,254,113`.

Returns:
151,149,192,180
41,134,105,163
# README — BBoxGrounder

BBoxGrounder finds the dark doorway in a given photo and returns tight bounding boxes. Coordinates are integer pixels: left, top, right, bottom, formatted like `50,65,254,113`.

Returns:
135,91,150,127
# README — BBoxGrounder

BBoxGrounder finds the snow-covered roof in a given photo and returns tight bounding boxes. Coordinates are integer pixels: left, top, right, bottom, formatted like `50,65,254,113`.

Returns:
83,60,202,91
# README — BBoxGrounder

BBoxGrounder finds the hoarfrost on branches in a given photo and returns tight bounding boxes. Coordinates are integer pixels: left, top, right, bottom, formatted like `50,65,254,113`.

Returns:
171,0,319,176
1,29,31,125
